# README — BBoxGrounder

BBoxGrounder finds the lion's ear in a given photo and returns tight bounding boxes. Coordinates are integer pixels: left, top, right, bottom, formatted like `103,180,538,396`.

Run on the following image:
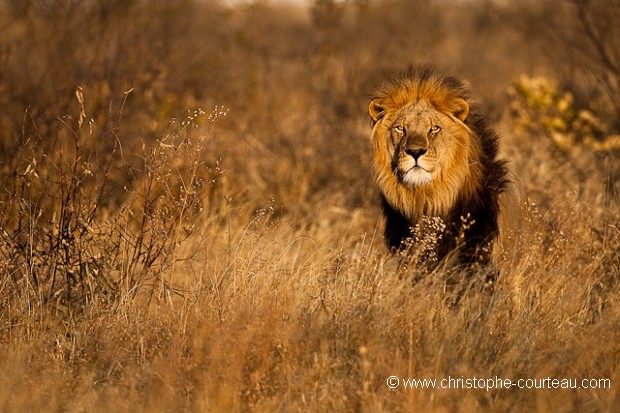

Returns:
369,99,385,122
452,98,469,121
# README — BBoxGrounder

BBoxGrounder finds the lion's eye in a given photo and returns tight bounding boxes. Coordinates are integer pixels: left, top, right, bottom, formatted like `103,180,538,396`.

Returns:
430,125,441,133
393,125,405,134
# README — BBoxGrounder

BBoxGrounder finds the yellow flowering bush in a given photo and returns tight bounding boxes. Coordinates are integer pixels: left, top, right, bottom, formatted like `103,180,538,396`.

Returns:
509,75,619,153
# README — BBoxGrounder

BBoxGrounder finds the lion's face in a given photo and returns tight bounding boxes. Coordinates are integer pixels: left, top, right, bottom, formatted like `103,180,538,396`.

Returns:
386,101,467,187
369,94,481,218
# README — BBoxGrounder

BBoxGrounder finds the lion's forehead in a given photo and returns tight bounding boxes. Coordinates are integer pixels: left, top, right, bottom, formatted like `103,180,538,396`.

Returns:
398,106,434,123
391,102,451,127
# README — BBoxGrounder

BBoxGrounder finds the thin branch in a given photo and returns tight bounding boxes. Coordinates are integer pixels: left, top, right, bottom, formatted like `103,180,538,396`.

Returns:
576,0,620,77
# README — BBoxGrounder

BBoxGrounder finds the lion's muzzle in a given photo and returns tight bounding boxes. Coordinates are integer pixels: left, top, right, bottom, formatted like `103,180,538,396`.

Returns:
395,134,434,186
404,147,427,161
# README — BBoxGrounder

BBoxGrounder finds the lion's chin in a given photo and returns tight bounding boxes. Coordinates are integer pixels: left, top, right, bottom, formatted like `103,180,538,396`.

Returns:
401,168,433,187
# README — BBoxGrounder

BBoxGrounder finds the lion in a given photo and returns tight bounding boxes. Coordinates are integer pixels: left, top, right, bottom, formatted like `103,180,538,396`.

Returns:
368,67,508,269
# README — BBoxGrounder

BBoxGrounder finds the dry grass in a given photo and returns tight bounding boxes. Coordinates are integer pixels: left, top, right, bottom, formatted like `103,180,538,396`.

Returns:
0,0,618,412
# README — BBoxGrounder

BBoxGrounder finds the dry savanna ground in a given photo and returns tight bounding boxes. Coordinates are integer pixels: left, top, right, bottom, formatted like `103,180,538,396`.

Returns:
0,0,618,412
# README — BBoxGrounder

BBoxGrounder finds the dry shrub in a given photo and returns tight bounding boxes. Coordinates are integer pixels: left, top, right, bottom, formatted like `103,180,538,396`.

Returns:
0,87,225,316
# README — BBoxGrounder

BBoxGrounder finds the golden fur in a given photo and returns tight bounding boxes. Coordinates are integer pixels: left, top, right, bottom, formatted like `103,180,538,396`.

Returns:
369,70,480,220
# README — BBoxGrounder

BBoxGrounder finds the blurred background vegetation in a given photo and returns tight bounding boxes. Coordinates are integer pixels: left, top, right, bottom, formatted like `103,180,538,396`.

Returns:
1,0,617,213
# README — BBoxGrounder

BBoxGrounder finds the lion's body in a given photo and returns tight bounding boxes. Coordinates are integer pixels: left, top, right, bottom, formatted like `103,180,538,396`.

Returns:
369,67,508,267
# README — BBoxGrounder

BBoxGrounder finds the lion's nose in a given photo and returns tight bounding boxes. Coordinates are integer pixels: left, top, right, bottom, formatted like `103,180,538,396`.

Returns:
405,147,427,161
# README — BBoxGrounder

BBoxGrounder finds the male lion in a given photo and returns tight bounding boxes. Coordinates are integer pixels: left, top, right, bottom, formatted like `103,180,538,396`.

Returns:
368,67,508,269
